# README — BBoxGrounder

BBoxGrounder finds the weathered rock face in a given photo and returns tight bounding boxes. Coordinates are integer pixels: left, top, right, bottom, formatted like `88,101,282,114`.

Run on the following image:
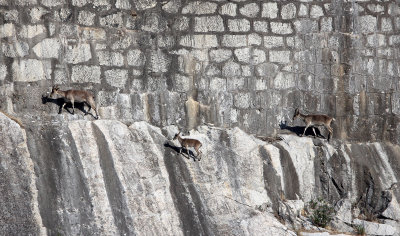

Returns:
1,113,399,235
1,0,400,235
1,0,400,143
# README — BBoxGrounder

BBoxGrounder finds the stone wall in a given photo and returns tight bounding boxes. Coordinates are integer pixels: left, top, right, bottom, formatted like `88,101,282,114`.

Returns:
1,0,400,142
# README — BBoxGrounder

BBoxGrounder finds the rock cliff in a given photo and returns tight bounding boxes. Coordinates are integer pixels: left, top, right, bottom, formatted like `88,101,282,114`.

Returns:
1,112,399,235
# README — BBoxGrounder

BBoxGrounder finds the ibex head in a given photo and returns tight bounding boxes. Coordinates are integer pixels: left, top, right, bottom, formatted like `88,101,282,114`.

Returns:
292,108,300,121
173,132,181,140
50,85,60,98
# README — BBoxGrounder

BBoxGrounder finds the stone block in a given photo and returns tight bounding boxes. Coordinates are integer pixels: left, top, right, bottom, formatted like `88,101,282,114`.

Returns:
227,77,247,91
180,35,218,48
162,0,181,14
79,27,106,41
254,21,269,33
100,12,124,28
264,36,284,48
381,17,393,32
33,38,61,58
54,68,68,84
320,17,333,32
0,65,7,81
41,0,65,7
194,16,224,32
310,5,324,18
228,19,250,32
223,61,241,77
29,7,48,23
222,35,247,47
97,51,124,67
127,49,145,66
135,0,157,10
15,0,37,5
64,43,92,64
281,3,296,19
72,0,89,7
273,72,296,89
115,0,131,9
262,3,278,18
71,65,101,83
146,76,167,91
19,25,46,38
210,77,227,91
3,10,19,21
220,3,237,16
234,48,266,65
209,49,232,63
148,50,170,73
256,63,279,77
105,69,128,88
234,92,251,109
358,15,377,33
241,65,253,76
173,74,191,92
182,1,217,14
97,91,119,107
0,23,16,38
270,51,291,64
78,11,95,26
270,22,293,35
60,24,78,38
294,19,318,34
12,59,51,82
248,33,262,46
141,13,167,33
299,4,308,17
2,42,29,57
239,3,259,18
173,17,189,31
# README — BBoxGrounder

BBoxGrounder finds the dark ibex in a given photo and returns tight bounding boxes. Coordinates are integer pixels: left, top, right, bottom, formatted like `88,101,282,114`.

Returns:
50,85,99,119
173,132,203,161
293,108,335,141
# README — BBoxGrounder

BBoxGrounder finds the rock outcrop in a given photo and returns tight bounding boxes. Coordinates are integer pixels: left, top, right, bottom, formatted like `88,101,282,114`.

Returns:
1,112,399,235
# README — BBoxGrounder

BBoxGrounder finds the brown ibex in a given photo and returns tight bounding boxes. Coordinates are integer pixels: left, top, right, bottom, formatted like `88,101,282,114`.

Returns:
50,85,99,119
173,132,203,161
292,108,335,141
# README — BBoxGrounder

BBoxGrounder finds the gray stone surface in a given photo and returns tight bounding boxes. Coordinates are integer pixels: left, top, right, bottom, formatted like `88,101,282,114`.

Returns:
64,43,92,64
12,59,51,82
1,1,400,233
182,1,217,15
0,23,15,38
194,16,224,32
33,38,61,58
104,69,128,88
18,25,46,38
262,2,278,18
228,19,250,32
71,65,101,83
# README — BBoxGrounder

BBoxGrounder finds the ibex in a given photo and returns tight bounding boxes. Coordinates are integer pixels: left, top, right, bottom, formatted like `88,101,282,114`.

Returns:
292,108,335,141
50,85,99,119
173,132,203,161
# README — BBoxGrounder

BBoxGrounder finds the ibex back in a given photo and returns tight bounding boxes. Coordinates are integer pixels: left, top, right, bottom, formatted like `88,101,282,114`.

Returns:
292,108,335,141
50,85,99,119
173,132,203,161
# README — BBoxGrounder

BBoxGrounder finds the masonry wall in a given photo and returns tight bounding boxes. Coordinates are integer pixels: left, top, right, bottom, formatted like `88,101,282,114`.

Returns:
1,0,400,143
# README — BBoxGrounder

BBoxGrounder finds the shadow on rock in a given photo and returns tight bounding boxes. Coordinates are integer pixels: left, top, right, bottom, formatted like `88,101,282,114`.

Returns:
164,142,198,161
279,121,326,139
42,95,98,119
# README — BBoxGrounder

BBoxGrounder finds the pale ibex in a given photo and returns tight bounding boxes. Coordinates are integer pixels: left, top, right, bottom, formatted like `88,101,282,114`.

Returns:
292,108,335,141
173,132,203,161
50,85,99,119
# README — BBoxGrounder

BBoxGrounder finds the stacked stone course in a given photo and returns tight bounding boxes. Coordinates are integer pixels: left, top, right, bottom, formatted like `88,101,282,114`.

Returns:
0,0,399,142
